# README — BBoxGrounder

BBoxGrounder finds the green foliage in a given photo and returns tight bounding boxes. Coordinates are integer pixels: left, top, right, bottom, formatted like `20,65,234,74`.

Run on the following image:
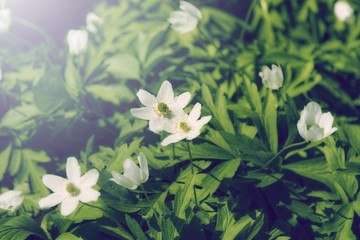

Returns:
0,0,359,239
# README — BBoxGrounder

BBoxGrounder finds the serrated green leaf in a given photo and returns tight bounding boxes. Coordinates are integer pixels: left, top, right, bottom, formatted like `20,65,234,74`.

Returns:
64,58,82,101
0,216,47,240
9,149,22,176
106,54,140,80
0,143,12,181
55,232,82,240
264,91,278,153
125,215,147,240
86,84,135,105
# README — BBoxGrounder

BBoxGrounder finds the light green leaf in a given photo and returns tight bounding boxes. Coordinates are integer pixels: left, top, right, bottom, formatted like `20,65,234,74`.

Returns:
0,143,12,181
106,54,140,80
86,84,135,104
263,90,278,153
64,58,82,101
125,214,147,240
55,232,82,240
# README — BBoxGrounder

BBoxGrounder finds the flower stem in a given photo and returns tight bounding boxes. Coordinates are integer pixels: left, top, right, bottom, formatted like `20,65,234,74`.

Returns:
186,140,194,175
139,184,150,201
172,143,176,160
263,141,307,168
13,16,54,44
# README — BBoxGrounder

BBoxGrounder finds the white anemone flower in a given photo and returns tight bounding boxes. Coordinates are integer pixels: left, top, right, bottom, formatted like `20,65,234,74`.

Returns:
0,8,11,33
0,190,24,212
86,12,103,33
161,102,212,146
168,1,202,34
110,152,149,190
67,29,88,55
130,80,191,133
39,157,100,216
259,64,283,90
334,1,353,22
297,102,338,142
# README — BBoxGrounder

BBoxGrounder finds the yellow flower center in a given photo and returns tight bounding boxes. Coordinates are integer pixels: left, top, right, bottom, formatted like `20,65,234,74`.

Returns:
178,121,191,133
66,182,80,197
156,102,171,118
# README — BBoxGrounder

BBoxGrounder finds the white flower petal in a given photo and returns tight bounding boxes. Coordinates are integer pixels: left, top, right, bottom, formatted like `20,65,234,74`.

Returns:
180,1,202,20
149,117,166,133
306,125,324,142
161,133,185,146
80,169,99,189
157,81,174,102
67,29,88,55
39,193,65,209
334,1,353,21
61,197,79,216
110,171,137,189
173,92,191,109
300,102,322,127
138,152,149,183
66,157,81,182
0,190,24,211
130,107,157,120
42,175,68,193
188,103,201,123
136,89,157,107
78,188,100,203
123,159,141,186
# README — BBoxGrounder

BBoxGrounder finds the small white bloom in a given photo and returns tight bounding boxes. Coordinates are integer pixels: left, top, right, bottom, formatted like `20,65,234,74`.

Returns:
259,64,283,90
0,190,24,212
130,80,191,133
0,8,11,33
110,152,149,190
39,157,100,216
334,1,353,21
161,102,212,146
67,29,88,55
86,12,103,33
168,1,202,34
297,102,338,142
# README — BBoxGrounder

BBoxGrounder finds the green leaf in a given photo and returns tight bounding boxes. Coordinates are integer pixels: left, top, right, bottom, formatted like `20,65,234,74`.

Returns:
0,143,12,181
125,215,147,240
342,124,360,154
0,216,47,240
9,149,22,176
55,232,82,240
198,158,241,201
263,91,278,153
106,54,140,80
0,104,41,130
64,58,82,101
22,149,51,163
174,175,196,220
243,169,283,188
86,84,135,105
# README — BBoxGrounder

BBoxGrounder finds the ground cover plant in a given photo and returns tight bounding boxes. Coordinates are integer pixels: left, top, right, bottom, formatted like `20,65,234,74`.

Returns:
0,0,360,239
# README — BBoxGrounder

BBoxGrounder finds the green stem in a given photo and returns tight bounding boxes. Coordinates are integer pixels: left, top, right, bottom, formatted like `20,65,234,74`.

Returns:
139,184,150,201
172,143,176,160
13,17,53,44
263,141,307,168
186,141,194,175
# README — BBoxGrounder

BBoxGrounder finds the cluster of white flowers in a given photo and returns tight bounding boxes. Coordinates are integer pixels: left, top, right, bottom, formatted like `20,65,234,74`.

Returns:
131,80,212,146
259,64,337,142
67,12,103,55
